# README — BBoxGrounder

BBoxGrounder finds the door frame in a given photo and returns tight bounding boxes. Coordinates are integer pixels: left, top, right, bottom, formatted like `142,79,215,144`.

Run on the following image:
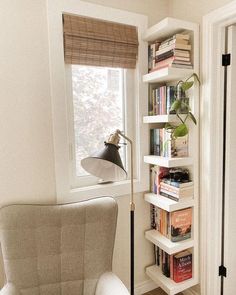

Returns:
202,2,236,294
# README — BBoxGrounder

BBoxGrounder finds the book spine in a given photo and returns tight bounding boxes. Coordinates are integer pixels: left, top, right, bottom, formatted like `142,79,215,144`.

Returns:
156,44,192,56
161,182,194,194
150,204,156,229
152,89,155,115
160,191,179,202
162,180,193,188
156,88,160,115
160,188,180,198
163,86,167,115
170,255,174,279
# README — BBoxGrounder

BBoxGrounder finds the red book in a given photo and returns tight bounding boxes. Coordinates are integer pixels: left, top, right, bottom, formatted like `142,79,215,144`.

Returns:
173,250,192,283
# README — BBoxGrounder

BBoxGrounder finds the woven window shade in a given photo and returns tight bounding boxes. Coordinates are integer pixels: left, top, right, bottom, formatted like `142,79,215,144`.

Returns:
63,14,139,69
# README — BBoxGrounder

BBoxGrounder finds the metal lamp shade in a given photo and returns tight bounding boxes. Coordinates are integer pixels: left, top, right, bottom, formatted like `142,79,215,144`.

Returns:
81,143,127,181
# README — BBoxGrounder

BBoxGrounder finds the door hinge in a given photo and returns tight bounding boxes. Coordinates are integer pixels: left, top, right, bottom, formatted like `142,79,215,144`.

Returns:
219,265,227,277
222,54,231,66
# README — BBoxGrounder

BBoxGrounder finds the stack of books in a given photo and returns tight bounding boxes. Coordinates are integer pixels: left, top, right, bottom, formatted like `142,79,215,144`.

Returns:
155,247,193,283
152,207,192,242
148,33,192,72
149,85,176,116
150,128,188,158
160,180,194,202
148,41,161,72
150,167,192,198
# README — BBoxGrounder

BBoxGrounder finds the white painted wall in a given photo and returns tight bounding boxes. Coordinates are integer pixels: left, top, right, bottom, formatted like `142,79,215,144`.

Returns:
0,0,56,287
82,0,169,25
169,0,233,23
0,0,169,289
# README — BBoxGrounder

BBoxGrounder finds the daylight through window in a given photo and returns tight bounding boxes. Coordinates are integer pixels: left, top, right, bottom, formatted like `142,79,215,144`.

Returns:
71,65,126,178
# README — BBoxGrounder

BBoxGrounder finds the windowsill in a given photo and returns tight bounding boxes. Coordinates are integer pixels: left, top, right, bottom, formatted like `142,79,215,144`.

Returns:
57,179,149,204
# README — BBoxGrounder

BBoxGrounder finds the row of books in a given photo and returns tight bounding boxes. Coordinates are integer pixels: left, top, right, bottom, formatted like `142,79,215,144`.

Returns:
148,33,193,72
154,246,193,283
150,128,188,158
151,206,192,242
148,85,175,116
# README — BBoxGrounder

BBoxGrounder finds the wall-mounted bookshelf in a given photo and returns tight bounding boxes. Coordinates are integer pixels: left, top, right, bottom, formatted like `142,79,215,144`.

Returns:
143,114,187,124
142,17,199,295
145,230,194,255
144,156,193,167
146,265,198,295
143,67,193,83
145,193,194,212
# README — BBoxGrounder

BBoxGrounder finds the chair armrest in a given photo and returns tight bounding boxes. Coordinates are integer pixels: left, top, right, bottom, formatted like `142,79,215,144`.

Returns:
0,284,20,295
95,272,130,295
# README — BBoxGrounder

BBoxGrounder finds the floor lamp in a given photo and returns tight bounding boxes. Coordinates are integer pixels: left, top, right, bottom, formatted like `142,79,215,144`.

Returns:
81,129,135,295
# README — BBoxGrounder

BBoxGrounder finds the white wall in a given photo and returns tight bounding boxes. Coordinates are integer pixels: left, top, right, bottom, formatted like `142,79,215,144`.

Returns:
0,0,56,287
0,0,169,289
82,0,169,25
169,0,233,23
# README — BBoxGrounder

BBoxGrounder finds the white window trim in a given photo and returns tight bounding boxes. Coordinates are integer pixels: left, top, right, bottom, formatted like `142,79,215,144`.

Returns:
47,0,149,203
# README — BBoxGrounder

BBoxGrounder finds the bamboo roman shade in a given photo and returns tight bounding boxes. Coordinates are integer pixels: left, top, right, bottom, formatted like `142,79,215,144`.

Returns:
63,14,139,69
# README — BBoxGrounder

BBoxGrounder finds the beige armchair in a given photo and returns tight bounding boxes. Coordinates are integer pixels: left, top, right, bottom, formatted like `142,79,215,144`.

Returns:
0,197,129,295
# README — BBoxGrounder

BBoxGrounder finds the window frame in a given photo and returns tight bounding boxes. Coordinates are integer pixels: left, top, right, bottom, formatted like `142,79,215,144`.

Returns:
47,0,149,203
67,65,129,188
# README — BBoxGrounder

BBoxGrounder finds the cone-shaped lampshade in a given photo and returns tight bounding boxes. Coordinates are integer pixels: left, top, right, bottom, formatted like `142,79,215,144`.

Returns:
81,142,127,182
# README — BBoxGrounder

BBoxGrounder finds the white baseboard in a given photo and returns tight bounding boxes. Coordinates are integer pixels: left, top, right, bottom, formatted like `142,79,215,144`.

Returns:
183,288,199,295
134,279,158,295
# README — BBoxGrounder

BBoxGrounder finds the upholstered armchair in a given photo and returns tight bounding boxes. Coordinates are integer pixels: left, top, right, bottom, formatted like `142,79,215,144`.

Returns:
0,197,129,295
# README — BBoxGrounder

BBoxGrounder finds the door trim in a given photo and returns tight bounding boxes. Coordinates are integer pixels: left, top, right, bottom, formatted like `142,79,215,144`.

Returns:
202,2,236,294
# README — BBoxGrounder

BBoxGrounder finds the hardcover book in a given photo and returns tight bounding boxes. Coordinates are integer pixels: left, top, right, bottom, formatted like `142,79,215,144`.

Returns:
173,250,192,283
170,208,192,242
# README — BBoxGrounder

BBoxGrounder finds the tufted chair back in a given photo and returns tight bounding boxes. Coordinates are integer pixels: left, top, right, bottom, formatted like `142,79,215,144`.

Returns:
0,197,117,295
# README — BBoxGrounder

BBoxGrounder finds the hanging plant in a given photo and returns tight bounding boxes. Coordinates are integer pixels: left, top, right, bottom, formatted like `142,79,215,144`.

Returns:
165,73,200,140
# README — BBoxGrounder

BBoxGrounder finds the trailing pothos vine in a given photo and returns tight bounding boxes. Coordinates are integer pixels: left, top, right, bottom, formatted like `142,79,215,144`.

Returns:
165,73,200,140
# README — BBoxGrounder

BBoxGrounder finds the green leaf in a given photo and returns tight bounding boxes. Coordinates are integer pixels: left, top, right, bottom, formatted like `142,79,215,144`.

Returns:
189,111,197,125
170,100,182,112
181,81,194,91
173,124,188,138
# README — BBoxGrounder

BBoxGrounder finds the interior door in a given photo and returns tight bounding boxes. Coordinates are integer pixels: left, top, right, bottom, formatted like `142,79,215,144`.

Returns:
223,24,236,295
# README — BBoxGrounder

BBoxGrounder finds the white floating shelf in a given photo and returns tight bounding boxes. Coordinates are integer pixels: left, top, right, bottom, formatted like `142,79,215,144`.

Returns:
144,193,194,212
144,155,193,167
143,115,176,123
143,17,198,42
145,230,194,255
146,265,198,295
143,67,193,83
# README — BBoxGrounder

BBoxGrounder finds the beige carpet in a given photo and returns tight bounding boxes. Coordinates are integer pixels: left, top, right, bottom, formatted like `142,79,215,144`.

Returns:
144,288,183,295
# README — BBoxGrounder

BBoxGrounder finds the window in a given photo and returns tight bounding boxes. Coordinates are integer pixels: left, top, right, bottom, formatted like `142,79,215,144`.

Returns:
47,1,149,201
69,65,127,187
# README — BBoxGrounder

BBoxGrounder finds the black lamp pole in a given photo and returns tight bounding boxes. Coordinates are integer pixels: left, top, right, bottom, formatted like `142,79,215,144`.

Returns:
116,130,135,295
